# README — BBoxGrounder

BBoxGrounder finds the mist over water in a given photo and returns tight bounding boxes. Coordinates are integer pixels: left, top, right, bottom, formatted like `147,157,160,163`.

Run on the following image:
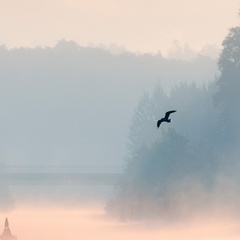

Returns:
2,203,240,240
3,173,240,240
2,169,240,240
0,17,240,239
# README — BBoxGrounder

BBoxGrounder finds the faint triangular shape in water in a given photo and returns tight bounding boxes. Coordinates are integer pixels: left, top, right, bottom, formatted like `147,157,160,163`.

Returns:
0,218,17,240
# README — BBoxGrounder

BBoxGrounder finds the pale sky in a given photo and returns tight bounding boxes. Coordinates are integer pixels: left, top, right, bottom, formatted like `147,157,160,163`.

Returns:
0,0,239,55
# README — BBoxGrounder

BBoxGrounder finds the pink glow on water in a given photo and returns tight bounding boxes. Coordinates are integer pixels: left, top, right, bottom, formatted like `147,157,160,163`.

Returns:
1,204,240,240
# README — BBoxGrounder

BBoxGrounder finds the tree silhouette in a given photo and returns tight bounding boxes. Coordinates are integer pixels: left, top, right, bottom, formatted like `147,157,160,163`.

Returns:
127,85,167,155
214,26,240,145
108,84,216,220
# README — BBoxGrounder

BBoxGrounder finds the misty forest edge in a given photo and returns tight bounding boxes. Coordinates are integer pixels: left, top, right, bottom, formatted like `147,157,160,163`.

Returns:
106,25,240,221
0,24,239,221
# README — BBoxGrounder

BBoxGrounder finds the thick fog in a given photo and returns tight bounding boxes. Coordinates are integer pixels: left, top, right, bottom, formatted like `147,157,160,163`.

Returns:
0,41,217,168
0,205,239,240
0,39,220,214
1,24,240,237
107,26,240,222
1,1,240,239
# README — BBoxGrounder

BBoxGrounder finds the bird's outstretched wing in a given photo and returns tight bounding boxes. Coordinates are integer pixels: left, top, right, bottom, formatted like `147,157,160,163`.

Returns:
157,119,162,128
165,110,176,119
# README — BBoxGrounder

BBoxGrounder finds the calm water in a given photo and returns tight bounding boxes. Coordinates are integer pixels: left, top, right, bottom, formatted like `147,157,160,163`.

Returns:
1,204,240,240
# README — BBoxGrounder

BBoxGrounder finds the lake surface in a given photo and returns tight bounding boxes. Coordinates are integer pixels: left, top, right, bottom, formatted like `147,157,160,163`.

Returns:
1,204,240,240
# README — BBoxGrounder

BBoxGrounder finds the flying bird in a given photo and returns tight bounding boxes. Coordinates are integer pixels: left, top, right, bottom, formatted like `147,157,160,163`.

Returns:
157,110,176,128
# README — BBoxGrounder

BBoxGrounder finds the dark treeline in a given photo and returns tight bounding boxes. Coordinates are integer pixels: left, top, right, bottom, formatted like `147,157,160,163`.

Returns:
106,26,240,221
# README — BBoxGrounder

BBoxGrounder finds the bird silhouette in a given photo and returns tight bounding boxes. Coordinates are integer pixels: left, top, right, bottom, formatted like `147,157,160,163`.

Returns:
157,110,176,128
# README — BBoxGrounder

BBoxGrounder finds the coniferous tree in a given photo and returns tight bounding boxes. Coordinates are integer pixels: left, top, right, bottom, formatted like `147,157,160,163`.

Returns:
127,85,167,155
214,26,240,145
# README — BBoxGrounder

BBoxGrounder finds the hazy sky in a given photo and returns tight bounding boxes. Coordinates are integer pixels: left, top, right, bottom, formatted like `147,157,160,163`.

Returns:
0,0,239,55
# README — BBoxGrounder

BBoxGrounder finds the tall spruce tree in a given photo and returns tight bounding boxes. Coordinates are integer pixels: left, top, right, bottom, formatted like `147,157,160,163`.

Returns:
214,26,240,146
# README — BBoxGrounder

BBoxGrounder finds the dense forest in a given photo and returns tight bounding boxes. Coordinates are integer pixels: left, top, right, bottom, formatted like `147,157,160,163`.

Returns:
0,41,216,168
0,36,217,209
106,25,240,220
